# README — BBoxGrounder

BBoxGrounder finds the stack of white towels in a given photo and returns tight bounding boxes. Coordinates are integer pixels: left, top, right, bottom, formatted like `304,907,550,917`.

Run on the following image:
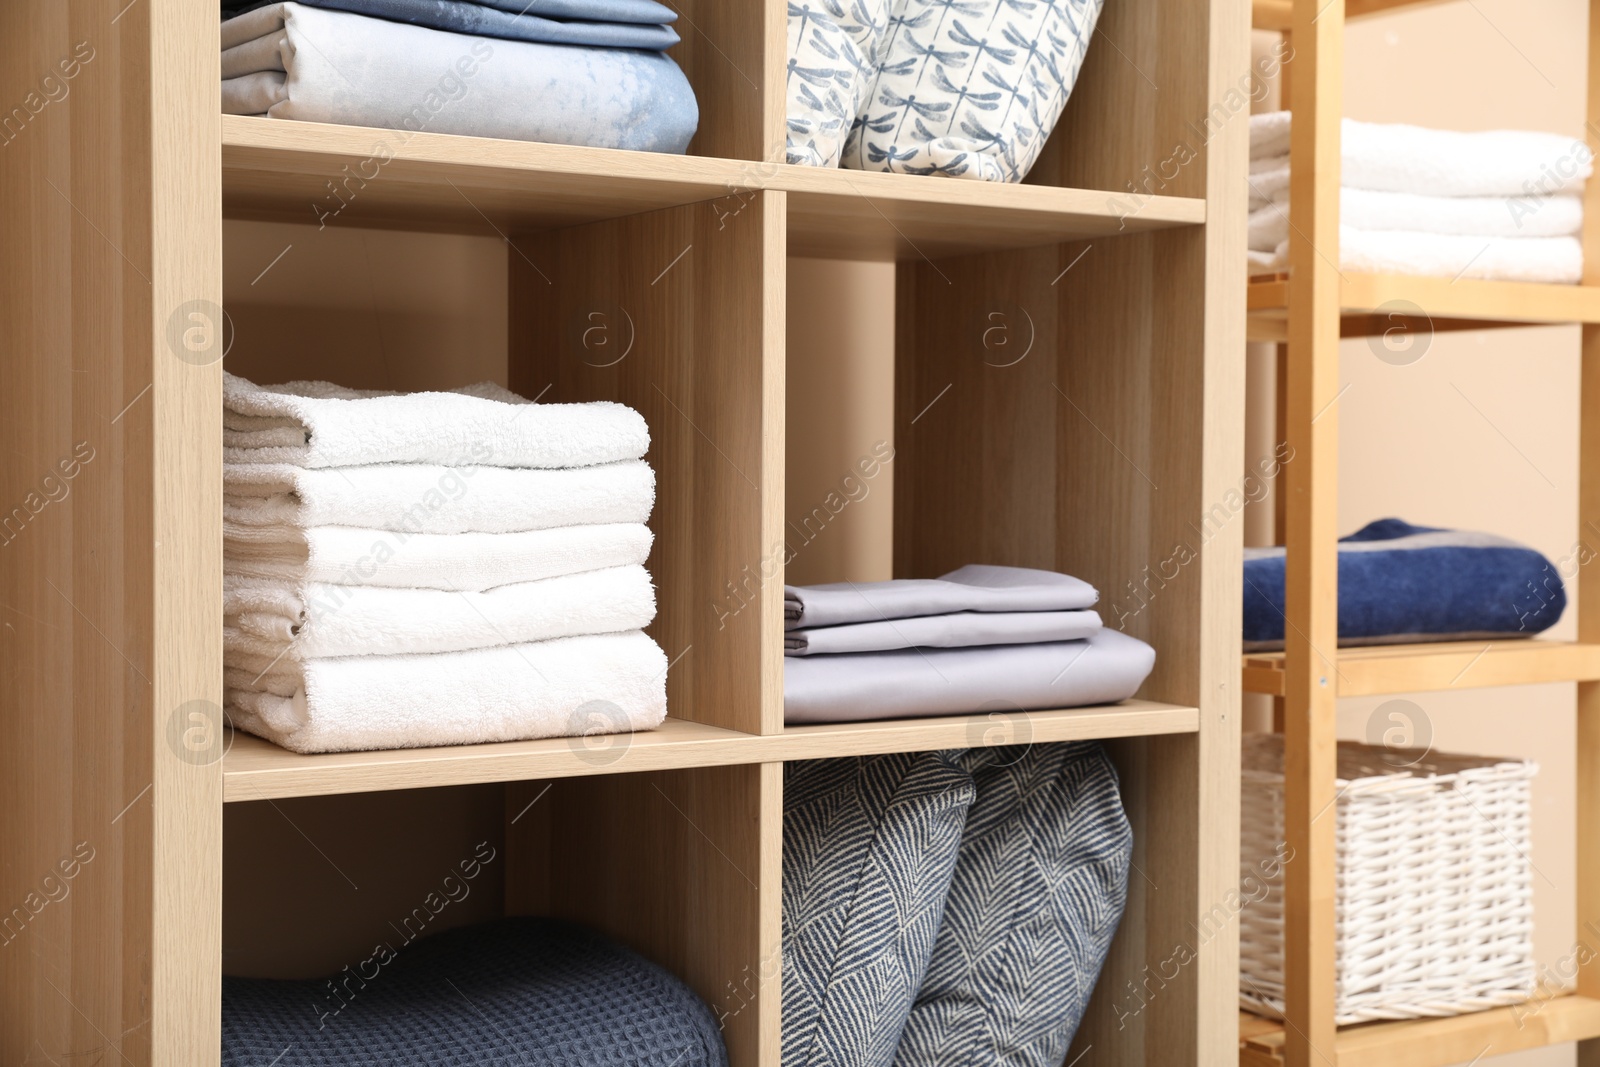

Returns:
1248,111,1592,283
222,372,667,754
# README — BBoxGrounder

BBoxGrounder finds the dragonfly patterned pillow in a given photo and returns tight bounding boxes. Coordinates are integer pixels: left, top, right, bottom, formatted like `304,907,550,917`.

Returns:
787,0,896,167
842,0,1106,181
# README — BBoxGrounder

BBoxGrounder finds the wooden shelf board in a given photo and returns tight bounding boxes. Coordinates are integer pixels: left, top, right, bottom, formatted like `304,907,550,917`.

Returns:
1247,272,1600,341
777,699,1200,759
1240,995,1600,1066
1242,639,1600,697
221,700,1197,802
221,115,1205,260
1253,0,1460,31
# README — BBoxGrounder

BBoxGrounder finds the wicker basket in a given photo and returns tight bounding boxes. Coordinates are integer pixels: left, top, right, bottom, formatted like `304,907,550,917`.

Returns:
1239,734,1538,1025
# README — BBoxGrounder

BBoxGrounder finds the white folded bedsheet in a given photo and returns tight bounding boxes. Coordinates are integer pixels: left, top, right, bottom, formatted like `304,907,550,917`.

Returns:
224,459,655,534
1250,227,1583,284
223,520,654,590
224,563,656,659
1247,112,1592,197
226,629,668,753
224,371,649,470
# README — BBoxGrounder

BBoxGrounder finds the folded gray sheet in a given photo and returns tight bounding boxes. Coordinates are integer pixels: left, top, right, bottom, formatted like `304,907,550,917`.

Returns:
220,3,698,153
785,609,1103,657
784,565,1098,632
783,628,1155,725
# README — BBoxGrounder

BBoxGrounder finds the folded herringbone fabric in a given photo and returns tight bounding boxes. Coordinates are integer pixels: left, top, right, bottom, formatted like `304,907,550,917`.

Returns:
783,752,976,1067
222,917,729,1066
894,742,1132,1067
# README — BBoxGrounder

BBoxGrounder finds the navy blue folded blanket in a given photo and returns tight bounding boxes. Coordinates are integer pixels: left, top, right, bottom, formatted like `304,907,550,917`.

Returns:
222,918,729,1066
1243,518,1565,651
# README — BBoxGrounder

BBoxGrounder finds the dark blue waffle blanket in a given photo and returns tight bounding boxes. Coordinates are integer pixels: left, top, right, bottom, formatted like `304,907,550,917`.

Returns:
222,918,730,1067
1243,518,1566,651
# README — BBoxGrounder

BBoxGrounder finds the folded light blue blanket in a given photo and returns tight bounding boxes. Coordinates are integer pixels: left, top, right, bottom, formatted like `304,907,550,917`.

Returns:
231,0,679,21
224,0,680,49
220,4,699,154
1243,518,1566,651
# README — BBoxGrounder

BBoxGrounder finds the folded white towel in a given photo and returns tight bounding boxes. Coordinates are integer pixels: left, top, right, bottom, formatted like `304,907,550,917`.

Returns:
1251,227,1584,284
1248,113,1592,197
226,630,668,753
224,563,656,659
1250,110,1291,160
1249,188,1583,252
1250,117,1592,200
224,460,655,534
224,521,654,590
224,372,649,469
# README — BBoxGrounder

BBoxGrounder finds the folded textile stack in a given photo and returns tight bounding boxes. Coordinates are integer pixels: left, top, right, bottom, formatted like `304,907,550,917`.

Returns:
783,742,1131,1067
224,918,729,1066
1243,518,1566,651
222,372,667,754
783,564,1155,724
1247,111,1591,283
786,0,1105,181
220,0,698,153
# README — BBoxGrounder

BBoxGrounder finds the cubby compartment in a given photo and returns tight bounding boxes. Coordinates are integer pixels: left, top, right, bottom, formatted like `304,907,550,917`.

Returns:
224,765,778,1066
779,227,1235,1061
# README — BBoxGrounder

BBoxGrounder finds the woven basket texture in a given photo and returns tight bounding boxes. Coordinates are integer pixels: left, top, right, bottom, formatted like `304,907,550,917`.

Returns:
1239,734,1537,1025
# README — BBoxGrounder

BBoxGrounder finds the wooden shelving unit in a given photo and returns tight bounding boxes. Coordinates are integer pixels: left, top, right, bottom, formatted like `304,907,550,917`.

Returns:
1244,0,1600,1064
0,0,1246,1063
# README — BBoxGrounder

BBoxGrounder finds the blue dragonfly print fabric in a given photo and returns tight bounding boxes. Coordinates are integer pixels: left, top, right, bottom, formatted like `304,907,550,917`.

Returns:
841,0,1106,181
786,0,896,166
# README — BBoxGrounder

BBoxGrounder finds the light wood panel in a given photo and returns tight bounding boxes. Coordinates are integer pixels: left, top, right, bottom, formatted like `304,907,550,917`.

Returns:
221,701,1202,801
1240,996,1600,1066
219,116,1206,258
1252,0,1458,29
1030,0,1222,202
672,0,781,161
1279,0,1344,1060
1070,735,1208,1065
1247,273,1600,342
0,0,221,1064
1579,9,1600,1060
1242,639,1600,696
506,194,785,735
503,763,779,1067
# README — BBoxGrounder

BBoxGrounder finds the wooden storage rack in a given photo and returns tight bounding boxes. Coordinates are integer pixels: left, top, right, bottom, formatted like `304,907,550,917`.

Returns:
1241,0,1600,1065
1,0,1246,1062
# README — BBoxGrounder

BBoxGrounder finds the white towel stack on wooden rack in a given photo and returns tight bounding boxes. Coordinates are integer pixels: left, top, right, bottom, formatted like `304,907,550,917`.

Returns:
1247,112,1591,283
